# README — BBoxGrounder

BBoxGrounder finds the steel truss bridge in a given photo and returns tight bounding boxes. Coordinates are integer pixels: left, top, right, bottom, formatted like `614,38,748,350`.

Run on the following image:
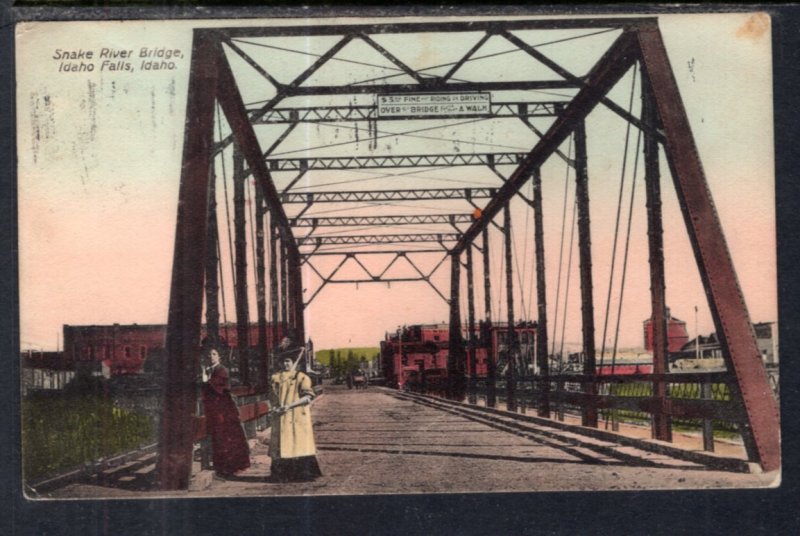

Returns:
157,16,781,490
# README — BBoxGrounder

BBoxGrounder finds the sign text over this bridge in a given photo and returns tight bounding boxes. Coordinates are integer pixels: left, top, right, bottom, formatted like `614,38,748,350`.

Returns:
377,93,491,117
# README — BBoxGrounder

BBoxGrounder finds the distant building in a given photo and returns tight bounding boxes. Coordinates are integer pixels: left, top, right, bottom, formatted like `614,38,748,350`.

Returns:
20,350,75,395
642,308,690,354
62,322,288,378
754,322,779,365
673,321,778,365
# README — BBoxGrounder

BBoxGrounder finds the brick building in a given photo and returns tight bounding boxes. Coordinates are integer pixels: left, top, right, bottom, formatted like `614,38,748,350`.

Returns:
642,308,690,355
63,322,287,377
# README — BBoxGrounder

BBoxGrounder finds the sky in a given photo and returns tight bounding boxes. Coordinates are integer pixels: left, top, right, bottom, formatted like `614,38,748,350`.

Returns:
16,12,776,353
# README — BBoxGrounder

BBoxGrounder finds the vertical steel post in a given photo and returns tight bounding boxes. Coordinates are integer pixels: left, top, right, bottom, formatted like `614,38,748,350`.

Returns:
233,145,250,385
466,244,478,404
532,167,551,417
637,24,779,470
482,226,496,407
280,239,289,338
504,203,517,413
204,164,220,348
269,218,279,367
255,185,268,385
574,120,598,428
701,378,715,452
288,247,306,349
448,253,466,400
285,242,295,337
642,67,672,442
158,31,217,490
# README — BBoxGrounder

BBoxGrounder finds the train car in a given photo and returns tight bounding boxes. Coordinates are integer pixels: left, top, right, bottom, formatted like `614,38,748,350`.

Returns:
596,362,654,375
381,322,538,389
565,350,654,376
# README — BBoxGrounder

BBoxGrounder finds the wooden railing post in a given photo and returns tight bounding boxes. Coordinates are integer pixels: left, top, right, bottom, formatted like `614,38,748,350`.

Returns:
701,377,715,452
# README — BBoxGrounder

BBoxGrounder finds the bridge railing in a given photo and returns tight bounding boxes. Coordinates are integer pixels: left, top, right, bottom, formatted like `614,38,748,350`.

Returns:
465,371,742,453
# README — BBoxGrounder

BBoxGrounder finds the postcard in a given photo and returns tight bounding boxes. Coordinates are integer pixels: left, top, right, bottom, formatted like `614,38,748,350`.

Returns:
16,11,780,499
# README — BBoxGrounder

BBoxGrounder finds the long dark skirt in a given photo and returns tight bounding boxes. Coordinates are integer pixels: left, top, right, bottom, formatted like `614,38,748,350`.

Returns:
270,456,323,482
205,394,251,475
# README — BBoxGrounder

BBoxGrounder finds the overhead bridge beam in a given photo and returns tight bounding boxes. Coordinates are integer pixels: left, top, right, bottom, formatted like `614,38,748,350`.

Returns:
300,249,447,261
281,80,579,97
265,153,528,171
282,188,496,203
291,214,473,227
249,101,565,124
298,233,461,246
218,17,648,39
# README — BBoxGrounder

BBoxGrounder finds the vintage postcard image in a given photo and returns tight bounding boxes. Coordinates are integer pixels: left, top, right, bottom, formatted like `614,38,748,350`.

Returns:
16,11,780,498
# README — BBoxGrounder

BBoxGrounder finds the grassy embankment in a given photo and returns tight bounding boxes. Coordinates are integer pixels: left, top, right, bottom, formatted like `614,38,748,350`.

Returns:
315,347,380,366
22,394,154,482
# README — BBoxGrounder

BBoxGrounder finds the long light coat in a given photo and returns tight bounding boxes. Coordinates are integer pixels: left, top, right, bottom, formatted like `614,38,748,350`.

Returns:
269,371,317,459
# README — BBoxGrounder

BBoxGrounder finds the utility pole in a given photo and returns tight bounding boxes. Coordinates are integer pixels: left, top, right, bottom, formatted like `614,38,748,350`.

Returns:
695,305,700,360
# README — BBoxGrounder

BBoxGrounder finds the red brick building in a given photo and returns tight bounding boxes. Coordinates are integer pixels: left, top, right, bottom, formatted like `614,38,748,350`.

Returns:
63,322,287,377
381,322,538,389
642,308,690,355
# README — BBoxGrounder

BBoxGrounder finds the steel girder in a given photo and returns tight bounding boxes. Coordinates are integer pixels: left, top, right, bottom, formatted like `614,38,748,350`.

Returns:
532,168,551,417
574,121,597,428
482,225,497,408
216,17,651,38
466,240,478,404
447,253,466,400
249,101,565,124
265,153,529,171
276,81,578,97
301,249,447,259
159,32,219,491
290,214,473,227
281,188,496,204
503,203,518,412
298,233,461,246
642,65,671,441
232,147,252,385
303,250,450,305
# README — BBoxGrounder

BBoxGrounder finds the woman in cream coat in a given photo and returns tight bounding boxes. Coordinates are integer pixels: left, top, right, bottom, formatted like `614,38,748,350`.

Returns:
269,352,322,482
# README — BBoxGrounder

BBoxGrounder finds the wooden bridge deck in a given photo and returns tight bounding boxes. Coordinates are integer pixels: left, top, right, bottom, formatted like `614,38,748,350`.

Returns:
42,385,777,498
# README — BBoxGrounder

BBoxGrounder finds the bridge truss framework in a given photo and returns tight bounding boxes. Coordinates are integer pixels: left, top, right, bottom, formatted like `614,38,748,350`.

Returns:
158,16,781,489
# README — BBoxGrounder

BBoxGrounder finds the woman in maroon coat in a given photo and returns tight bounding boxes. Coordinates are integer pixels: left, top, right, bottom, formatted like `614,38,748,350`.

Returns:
202,348,250,476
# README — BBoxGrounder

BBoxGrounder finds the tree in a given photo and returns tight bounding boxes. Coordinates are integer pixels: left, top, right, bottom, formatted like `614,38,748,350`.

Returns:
346,350,357,373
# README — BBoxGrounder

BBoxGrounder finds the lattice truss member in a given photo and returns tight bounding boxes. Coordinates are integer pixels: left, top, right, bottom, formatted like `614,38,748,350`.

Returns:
158,17,780,489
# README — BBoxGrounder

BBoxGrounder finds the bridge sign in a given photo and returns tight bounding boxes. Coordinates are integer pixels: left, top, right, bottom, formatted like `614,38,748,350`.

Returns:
377,92,491,117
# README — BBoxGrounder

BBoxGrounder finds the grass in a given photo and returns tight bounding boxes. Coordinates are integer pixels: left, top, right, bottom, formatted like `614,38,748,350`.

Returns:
22,393,155,482
315,347,380,366
601,381,738,437
606,381,731,400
